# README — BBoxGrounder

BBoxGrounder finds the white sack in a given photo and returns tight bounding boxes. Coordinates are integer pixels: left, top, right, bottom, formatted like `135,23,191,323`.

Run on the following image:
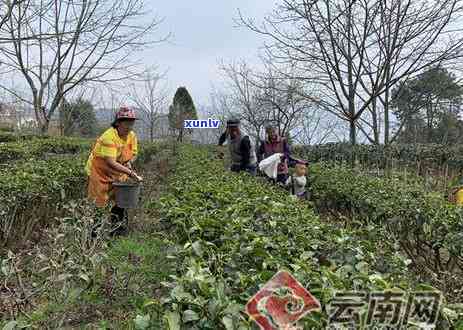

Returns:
258,153,283,179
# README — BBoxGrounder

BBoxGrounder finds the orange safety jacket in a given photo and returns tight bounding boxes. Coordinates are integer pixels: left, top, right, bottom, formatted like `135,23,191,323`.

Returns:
86,127,138,207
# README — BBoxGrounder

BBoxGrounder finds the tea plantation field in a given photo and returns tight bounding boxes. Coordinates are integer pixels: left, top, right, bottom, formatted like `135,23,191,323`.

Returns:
1,135,462,329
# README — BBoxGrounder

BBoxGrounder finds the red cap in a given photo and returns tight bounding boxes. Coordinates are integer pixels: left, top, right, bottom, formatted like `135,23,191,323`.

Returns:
115,106,137,120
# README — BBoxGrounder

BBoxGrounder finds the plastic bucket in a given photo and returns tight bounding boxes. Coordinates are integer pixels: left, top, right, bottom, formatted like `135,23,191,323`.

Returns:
112,181,141,208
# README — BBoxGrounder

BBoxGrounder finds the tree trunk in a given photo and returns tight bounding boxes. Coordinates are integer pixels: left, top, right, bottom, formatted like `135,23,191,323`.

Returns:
370,99,379,145
40,120,49,135
346,3,356,151
384,66,392,145
178,126,184,142
426,102,433,143
349,117,357,168
384,102,390,145
349,119,356,145
36,104,49,135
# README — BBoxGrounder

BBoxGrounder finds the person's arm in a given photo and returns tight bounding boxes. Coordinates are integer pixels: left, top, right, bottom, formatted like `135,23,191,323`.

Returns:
240,136,251,169
124,135,138,169
217,131,227,159
218,128,228,146
282,139,290,162
131,134,138,165
284,176,291,186
105,157,142,181
257,142,265,163
125,157,136,169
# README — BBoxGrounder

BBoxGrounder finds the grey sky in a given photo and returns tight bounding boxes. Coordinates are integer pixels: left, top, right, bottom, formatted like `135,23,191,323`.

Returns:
145,1,276,108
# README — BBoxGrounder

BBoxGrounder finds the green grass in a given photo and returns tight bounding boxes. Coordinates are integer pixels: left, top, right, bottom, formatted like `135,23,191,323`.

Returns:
106,233,176,293
1,233,177,329
87,233,177,328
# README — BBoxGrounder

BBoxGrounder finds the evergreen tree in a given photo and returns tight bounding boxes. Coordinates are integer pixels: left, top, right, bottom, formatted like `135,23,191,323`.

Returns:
392,67,463,144
168,87,198,142
59,98,98,137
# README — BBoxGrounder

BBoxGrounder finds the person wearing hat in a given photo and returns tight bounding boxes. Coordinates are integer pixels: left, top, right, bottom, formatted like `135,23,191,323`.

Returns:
257,125,290,184
218,119,258,175
86,106,143,235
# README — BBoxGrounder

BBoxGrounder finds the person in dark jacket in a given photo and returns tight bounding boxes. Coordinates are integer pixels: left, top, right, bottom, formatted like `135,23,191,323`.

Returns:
257,125,290,184
218,119,257,175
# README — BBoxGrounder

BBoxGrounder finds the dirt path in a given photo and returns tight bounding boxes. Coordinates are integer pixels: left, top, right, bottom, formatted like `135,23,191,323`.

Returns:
128,150,172,233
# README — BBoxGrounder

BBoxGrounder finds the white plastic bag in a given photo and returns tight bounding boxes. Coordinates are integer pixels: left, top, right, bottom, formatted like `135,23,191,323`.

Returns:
258,153,283,179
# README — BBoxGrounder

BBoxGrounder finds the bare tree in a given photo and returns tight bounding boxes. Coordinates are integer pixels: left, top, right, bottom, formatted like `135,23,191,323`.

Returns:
0,0,168,133
254,62,312,138
240,0,463,145
219,59,328,145
292,105,345,145
219,60,267,143
208,84,235,141
127,67,169,142
0,0,24,40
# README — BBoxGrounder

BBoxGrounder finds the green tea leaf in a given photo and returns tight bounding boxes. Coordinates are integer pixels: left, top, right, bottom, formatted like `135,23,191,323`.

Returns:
165,311,181,330
222,316,234,330
2,321,18,330
134,314,150,330
192,240,203,258
183,310,200,323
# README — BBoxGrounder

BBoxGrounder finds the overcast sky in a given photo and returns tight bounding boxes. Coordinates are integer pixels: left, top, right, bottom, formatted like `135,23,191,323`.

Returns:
145,1,276,109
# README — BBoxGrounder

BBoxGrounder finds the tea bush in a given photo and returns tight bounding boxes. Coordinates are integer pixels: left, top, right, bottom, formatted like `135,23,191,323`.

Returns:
308,164,463,280
294,143,463,174
0,132,19,143
0,137,162,248
0,131,51,143
0,200,110,325
0,155,87,246
150,145,462,329
0,136,91,163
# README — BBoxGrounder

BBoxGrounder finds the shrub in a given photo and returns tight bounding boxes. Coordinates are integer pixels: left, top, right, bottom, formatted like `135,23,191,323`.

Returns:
0,132,19,143
0,138,162,247
0,155,87,247
150,145,461,328
308,163,463,276
293,143,463,175
0,137,91,163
